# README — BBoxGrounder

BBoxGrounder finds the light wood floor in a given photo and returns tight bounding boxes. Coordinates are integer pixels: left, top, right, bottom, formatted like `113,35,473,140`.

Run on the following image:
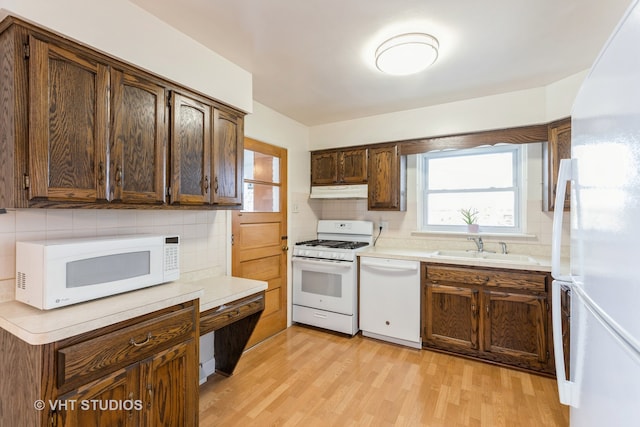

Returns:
200,325,569,426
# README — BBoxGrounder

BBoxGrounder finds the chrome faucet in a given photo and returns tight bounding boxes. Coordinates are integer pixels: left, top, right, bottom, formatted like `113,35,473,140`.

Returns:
468,236,483,252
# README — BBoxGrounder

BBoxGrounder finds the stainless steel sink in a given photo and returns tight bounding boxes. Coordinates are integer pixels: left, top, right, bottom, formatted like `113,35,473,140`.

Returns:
431,250,539,264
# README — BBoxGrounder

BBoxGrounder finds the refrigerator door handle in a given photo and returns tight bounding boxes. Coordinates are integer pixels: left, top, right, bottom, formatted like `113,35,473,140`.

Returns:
552,280,576,406
552,158,573,281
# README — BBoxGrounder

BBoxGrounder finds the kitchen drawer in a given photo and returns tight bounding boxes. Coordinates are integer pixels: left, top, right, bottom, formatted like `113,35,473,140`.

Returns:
426,265,494,286
57,306,195,389
426,264,547,292
200,293,265,335
485,270,546,292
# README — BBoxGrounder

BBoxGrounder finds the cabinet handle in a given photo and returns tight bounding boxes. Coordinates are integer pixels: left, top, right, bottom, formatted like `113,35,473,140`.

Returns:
146,384,153,409
486,305,490,314
115,167,122,187
129,333,152,347
98,161,105,185
226,309,241,319
128,392,135,419
214,176,219,193
471,304,476,313
204,175,209,193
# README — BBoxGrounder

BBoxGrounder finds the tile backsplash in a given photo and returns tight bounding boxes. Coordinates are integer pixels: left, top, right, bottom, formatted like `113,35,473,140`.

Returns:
0,209,228,303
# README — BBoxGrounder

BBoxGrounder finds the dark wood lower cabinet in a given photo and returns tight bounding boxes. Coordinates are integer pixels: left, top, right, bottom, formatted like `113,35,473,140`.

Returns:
423,263,554,376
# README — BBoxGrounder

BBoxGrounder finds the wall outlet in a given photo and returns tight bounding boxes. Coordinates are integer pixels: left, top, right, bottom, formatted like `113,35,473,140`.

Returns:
379,221,389,230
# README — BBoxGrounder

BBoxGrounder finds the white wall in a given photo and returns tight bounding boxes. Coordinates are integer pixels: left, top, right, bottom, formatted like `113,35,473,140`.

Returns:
308,72,585,150
0,0,252,113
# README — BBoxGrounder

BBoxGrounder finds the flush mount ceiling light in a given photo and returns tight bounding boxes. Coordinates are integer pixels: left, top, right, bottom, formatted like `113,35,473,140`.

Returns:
375,33,439,76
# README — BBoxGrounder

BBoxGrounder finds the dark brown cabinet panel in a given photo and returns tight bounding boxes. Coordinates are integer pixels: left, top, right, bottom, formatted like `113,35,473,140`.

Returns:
339,148,368,184
368,144,406,211
424,282,479,351
310,147,368,185
28,35,109,203
311,151,339,185
170,92,212,205
111,69,166,204
483,290,548,369
543,117,571,211
212,109,243,205
423,263,554,376
56,365,140,427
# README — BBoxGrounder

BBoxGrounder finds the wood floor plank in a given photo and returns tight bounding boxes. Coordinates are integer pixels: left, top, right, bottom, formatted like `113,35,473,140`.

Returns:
199,325,569,426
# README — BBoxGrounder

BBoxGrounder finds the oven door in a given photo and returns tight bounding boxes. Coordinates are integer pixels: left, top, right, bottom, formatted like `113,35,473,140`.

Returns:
292,256,356,315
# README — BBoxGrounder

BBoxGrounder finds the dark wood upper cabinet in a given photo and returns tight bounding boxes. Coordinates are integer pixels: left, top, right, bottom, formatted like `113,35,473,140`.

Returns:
543,117,571,211
339,148,368,184
368,144,406,211
0,17,245,210
28,35,109,203
170,92,212,205
212,109,243,205
310,147,368,185
111,69,166,204
311,151,339,185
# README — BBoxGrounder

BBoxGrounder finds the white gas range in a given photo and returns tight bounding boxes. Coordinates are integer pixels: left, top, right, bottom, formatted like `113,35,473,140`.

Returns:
292,220,373,335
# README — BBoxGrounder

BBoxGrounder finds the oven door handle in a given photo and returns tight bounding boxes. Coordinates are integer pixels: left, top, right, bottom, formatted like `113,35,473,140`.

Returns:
292,257,353,270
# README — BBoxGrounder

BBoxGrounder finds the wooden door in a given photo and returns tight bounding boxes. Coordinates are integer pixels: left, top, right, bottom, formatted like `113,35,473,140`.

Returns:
141,340,198,427
339,148,368,184
368,144,405,210
232,138,287,348
310,151,338,185
170,92,211,205
482,290,548,368
111,69,166,204
424,283,479,351
28,36,109,202
56,365,140,426
212,109,243,205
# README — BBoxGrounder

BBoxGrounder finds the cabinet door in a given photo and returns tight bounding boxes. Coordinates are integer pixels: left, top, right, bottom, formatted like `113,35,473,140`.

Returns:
55,365,140,427
311,151,338,185
170,92,211,205
28,36,109,202
368,144,406,210
482,290,548,368
141,340,198,427
111,69,166,204
424,283,479,351
212,109,243,205
544,118,571,211
339,148,368,184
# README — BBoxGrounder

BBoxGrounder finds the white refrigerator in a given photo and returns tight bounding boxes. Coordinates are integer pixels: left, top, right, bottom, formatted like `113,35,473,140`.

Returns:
551,0,640,425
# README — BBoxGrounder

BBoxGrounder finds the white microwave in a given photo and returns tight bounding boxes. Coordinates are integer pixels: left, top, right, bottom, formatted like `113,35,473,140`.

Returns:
16,234,180,310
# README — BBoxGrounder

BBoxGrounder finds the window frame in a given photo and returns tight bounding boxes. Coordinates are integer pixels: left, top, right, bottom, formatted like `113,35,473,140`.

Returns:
418,144,526,234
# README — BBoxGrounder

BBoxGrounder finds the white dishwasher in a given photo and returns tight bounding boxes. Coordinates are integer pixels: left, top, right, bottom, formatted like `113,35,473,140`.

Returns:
359,257,421,349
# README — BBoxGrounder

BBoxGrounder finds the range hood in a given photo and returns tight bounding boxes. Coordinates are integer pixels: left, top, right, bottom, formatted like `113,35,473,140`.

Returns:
309,184,368,199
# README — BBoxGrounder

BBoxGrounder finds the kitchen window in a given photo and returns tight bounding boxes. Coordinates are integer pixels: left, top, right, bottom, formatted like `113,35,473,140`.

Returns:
419,144,525,233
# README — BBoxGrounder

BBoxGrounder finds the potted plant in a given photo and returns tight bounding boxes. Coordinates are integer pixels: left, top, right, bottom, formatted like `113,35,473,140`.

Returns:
459,207,479,233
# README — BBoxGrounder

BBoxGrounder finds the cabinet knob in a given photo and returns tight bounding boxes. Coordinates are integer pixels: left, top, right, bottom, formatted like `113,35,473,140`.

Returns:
385,320,390,325
115,167,122,187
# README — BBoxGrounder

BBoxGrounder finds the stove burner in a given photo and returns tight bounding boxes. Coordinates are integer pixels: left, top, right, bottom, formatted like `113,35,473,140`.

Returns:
295,239,369,250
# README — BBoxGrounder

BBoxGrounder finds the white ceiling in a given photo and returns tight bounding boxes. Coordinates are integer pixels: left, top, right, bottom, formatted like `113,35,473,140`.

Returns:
131,0,631,126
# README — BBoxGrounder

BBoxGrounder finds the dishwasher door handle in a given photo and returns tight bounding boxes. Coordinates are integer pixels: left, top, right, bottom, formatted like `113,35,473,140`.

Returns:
360,259,419,272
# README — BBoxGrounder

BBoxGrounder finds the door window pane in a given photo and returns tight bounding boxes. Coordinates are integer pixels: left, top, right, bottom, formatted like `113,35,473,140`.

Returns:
244,150,280,183
243,183,280,212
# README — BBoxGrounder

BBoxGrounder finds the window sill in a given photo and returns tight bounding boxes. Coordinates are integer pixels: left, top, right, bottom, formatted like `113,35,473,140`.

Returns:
411,230,538,239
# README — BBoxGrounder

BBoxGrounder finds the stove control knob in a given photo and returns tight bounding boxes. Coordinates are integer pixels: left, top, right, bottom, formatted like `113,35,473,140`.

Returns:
338,253,346,260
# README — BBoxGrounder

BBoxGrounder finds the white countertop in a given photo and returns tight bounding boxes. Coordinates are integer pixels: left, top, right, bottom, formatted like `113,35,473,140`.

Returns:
358,247,553,272
0,275,267,345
